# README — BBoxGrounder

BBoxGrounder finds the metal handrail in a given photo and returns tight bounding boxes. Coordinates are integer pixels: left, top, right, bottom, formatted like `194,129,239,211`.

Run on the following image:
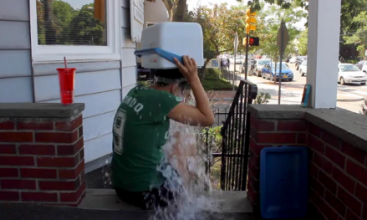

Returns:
218,79,257,191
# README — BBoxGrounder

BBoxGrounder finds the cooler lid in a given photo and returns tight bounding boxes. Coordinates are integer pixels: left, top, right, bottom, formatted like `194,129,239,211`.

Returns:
134,48,184,65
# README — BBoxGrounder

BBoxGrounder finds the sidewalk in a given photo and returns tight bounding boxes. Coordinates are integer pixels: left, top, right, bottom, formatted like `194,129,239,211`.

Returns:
206,90,236,101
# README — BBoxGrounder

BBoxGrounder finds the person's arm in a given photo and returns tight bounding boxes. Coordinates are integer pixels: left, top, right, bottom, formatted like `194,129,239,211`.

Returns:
167,56,214,127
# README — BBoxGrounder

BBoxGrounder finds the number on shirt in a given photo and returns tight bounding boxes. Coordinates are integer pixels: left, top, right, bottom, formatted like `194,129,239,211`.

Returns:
113,109,126,155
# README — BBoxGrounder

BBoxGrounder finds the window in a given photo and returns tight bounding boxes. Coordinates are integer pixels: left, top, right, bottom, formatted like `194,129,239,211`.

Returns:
340,65,360,72
30,0,120,62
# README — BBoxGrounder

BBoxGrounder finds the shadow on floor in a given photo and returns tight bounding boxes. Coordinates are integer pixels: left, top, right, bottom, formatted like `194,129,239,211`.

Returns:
85,165,112,189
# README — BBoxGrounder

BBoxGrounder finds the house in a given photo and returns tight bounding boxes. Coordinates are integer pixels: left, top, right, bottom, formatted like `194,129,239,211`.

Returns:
0,0,142,173
144,0,169,27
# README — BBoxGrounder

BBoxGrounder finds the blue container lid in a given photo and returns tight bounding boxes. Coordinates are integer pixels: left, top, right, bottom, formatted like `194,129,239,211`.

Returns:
260,146,308,219
134,48,184,65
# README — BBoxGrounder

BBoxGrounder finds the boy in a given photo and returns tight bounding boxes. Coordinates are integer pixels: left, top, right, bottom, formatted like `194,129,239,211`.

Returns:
111,56,214,210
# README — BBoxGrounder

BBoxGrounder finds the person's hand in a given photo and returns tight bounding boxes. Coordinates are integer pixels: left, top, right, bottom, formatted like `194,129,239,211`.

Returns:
174,56,198,82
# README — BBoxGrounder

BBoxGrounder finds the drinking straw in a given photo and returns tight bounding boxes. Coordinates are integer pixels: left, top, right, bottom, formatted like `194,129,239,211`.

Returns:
64,56,67,68
63,57,70,91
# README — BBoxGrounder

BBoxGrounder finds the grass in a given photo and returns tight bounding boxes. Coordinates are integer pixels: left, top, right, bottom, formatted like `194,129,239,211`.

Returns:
202,68,236,91
345,59,359,64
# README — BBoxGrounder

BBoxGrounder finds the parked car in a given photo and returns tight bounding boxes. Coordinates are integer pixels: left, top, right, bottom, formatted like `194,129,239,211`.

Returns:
254,59,271,77
356,60,367,70
261,62,294,82
361,62,367,73
240,60,253,74
289,57,297,64
235,57,243,64
338,63,367,85
295,56,307,70
299,61,307,76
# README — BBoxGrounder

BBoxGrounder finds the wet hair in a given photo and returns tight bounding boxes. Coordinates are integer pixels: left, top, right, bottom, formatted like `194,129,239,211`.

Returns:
151,69,190,90
152,68,184,79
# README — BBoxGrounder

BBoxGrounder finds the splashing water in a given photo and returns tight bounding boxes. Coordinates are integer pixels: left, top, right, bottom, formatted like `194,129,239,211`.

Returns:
149,94,222,220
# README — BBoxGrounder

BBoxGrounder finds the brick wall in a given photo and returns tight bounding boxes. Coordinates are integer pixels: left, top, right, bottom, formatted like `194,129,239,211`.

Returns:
0,114,85,206
248,116,367,220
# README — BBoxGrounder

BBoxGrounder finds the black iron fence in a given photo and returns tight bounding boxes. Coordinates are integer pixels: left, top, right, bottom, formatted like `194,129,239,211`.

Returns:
205,80,258,191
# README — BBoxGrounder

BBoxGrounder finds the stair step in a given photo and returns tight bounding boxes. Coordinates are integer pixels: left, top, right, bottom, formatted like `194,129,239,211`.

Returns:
0,190,254,220
79,189,253,213
0,203,255,220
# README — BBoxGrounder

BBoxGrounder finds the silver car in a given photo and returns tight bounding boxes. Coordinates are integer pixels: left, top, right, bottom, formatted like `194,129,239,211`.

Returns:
299,61,307,76
255,59,271,77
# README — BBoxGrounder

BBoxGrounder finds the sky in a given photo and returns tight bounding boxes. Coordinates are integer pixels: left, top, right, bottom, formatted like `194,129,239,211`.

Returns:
62,0,91,9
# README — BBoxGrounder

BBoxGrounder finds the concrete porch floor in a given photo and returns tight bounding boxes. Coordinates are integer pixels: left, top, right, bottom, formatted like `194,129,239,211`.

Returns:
78,189,253,213
0,189,255,220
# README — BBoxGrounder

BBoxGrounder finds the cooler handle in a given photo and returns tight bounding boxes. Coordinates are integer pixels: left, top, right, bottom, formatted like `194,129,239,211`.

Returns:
134,48,184,64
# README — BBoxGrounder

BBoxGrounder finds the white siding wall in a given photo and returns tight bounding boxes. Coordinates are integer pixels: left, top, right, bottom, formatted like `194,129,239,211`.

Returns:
0,0,33,103
121,0,138,99
0,0,138,172
35,61,122,165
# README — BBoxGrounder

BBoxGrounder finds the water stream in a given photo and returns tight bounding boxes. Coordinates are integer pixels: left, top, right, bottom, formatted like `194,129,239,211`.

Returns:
149,93,223,220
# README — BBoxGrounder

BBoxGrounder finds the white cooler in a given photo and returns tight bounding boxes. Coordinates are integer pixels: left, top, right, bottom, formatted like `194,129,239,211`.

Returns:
135,22,204,69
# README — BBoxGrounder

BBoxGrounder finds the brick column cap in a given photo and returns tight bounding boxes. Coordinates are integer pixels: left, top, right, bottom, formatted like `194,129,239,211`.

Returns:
248,104,367,154
0,103,85,118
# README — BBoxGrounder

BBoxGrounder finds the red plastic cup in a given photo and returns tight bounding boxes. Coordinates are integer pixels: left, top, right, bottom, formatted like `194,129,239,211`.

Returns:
56,68,76,105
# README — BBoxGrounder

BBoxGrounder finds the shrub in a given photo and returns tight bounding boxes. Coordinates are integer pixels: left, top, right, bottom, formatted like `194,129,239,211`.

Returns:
202,68,236,91
254,92,271,104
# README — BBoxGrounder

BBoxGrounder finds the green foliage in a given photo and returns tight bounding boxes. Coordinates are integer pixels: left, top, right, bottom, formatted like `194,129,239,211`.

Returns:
345,59,359,64
69,4,106,45
298,28,308,56
248,0,306,14
254,92,271,104
202,69,236,91
247,0,367,49
187,4,255,69
344,11,367,57
254,3,307,59
37,0,105,45
201,126,223,189
203,126,223,148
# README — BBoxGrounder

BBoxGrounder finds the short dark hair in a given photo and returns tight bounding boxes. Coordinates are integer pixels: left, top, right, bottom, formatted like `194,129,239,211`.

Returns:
151,68,190,89
152,68,184,79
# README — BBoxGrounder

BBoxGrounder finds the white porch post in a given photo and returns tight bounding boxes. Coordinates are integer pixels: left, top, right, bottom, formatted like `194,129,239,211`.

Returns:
306,0,341,109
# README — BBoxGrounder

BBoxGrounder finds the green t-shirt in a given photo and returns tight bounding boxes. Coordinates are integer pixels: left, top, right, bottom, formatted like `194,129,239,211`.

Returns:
111,86,181,192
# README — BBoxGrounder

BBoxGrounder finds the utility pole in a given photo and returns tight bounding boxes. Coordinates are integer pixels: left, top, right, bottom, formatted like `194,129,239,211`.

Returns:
244,8,257,80
277,20,290,105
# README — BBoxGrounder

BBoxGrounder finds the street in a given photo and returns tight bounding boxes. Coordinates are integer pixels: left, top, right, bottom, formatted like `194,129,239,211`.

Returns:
224,63,367,113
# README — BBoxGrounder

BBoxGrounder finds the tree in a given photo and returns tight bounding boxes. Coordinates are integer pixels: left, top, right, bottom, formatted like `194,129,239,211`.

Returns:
68,4,106,45
298,28,308,55
255,4,306,60
147,0,187,21
37,1,46,44
343,11,367,57
248,0,367,31
187,4,251,79
248,0,367,51
51,0,76,44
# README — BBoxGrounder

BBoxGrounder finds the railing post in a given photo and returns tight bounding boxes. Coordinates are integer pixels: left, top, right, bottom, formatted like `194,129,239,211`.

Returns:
218,79,257,191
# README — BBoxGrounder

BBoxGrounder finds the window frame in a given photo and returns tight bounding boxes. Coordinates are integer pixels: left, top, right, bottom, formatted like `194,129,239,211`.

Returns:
30,0,121,63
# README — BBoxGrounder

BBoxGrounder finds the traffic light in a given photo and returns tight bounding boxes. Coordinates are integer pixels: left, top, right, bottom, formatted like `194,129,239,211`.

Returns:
243,37,260,46
245,8,257,34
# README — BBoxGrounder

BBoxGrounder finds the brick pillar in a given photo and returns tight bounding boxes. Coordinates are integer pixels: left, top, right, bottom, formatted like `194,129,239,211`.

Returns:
248,105,367,220
247,114,307,208
0,103,85,206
